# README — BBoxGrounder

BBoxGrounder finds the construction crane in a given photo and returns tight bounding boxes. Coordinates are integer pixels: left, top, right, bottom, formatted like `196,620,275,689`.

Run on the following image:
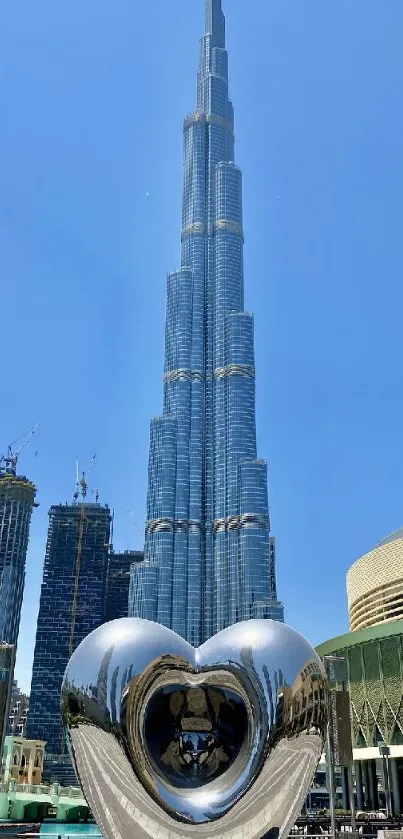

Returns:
0,424,39,476
128,509,144,548
72,454,96,503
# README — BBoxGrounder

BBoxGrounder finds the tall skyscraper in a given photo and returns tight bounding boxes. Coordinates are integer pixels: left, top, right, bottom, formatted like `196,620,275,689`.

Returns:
105,550,143,621
130,0,284,645
0,460,37,646
26,501,111,784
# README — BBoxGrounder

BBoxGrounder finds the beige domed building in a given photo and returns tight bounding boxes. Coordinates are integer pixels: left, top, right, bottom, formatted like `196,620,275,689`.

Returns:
315,530,403,815
347,530,403,631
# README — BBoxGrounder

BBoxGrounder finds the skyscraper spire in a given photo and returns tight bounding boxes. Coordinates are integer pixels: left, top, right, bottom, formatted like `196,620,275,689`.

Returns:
129,0,284,643
205,0,225,47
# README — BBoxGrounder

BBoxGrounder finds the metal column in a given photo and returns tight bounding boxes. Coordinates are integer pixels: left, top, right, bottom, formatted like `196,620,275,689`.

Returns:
348,765,357,832
380,744,392,818
326,722,337,839
369,760,378,810
390,757,401,816
363,761,371,809
341,766,349,810
355,761,364,811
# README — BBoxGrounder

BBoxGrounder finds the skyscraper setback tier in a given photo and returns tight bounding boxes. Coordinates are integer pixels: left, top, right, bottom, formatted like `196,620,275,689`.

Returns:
129,0,284,644
26,502,111,782
0,472,37,646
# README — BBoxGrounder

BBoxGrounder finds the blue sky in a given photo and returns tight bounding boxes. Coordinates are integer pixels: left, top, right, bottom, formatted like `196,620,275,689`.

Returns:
1,0,403,693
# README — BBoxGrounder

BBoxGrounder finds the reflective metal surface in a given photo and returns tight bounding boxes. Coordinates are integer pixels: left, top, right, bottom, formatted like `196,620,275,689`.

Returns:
62,618,328,839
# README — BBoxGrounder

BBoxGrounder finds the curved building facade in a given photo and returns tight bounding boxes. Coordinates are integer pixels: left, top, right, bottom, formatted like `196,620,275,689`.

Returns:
347,530,403,631
317,620,403,814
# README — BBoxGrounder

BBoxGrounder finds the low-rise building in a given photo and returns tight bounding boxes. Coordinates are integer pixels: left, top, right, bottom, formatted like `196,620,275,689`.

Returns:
317,619,403,814
2,736,46,786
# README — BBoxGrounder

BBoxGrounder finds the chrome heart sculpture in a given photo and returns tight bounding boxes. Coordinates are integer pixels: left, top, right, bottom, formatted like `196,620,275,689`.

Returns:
61,618,327,839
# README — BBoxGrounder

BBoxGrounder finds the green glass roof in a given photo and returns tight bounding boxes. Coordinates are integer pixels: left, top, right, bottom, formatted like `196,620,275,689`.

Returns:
316,618,403,657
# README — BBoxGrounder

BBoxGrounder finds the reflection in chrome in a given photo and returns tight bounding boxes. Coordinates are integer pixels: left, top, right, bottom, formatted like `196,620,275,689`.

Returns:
62,618,327,839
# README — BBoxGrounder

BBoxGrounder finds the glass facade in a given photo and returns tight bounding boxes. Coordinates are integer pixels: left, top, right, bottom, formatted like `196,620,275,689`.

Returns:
105,550,143,621
0,644,15,761
26,502,111,783
129,0,284,643
0,473,37,647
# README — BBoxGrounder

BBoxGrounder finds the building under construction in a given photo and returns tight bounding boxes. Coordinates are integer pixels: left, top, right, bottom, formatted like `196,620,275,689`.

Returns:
0,454,37,647
26,500,111,784
7,680,29,738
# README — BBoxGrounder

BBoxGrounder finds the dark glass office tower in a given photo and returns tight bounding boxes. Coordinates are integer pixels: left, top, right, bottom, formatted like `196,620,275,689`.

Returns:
26,502,111,783
0,644,16,760
105,550,143,621
130,0,284,644
0,467,37,646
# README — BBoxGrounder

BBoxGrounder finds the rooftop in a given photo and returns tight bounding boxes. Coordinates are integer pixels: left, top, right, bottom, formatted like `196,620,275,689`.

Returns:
376,529,403,548
316,617,403,657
